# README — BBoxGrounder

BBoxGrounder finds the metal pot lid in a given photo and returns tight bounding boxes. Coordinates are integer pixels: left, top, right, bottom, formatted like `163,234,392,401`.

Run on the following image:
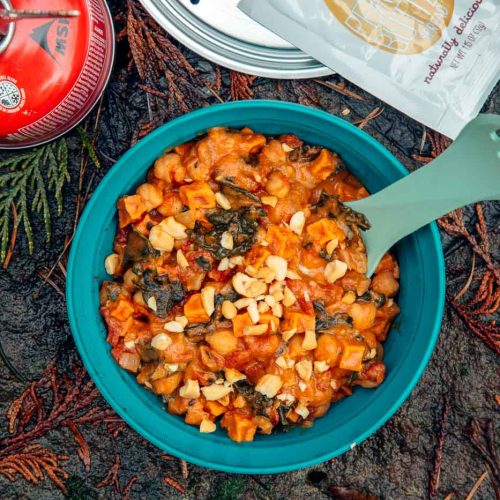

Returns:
139,0,332,79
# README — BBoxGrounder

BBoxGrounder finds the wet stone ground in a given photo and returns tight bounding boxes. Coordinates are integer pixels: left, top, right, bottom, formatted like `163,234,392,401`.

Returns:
0,2,498,499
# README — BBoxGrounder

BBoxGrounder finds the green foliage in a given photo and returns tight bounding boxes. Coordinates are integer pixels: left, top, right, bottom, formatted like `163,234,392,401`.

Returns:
211,477,246,500
0,139,70,262
78,126,101,169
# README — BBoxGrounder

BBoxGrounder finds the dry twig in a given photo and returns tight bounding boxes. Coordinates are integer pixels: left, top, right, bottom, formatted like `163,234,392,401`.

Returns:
313,78,365,101
465,471,489,500
0,360,123,492
164,475,187,494
429,398,450,498
470,419,500,498
229,71,256,100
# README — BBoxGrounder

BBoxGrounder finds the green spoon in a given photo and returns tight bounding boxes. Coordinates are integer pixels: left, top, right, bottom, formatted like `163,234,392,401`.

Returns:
346,114,500,276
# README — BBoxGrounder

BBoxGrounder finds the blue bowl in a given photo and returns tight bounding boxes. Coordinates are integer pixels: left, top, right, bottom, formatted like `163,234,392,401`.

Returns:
67,101,445,473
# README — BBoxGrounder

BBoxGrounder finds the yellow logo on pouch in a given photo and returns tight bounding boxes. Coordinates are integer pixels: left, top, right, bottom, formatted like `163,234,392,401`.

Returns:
324,0,454,54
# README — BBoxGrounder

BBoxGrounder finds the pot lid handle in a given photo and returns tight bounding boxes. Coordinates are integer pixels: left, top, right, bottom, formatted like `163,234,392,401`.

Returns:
0,0,15,55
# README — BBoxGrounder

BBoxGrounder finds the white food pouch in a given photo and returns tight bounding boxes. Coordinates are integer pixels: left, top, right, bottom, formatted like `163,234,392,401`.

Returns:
238,0,500,138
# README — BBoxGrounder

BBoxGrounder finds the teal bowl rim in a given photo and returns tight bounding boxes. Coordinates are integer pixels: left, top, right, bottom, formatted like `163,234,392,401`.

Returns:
67,100,445,474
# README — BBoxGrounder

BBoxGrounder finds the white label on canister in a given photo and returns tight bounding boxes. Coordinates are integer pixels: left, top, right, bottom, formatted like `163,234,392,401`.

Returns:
0,76,26,113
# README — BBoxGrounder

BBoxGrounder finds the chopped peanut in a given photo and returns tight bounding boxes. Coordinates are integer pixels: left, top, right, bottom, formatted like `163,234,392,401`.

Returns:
255,374,283,398
295,359,313,381
215,191,232,210
104,253,120,275
324,259,348,284
221,300,237,319
151,333,172,350
179,379,200,399
200,419,217,433
201,384,233,401
201,286,216,317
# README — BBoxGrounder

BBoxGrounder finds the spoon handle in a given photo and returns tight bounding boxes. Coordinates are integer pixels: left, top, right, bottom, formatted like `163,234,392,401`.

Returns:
347,114,500,275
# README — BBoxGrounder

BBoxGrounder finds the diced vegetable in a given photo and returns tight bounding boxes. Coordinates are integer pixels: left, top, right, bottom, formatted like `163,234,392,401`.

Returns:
183,293,211,323
282,311,315,334
117,195,147,228
232,312,254,337
118,352,140,373
306,218,345,245
205,401,227,417
339,340,366,371
309,149,337,181
110,300,134,321
179,181,216,209
266,224,299,258
151,372,183,395
221,411,257,442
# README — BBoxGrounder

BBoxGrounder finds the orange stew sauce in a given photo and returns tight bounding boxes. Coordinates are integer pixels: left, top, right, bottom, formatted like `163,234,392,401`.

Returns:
100,128,400,442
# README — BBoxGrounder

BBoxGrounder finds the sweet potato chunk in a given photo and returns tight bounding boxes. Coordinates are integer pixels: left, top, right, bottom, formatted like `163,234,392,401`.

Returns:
151,372,183,395
117,195,147,228
309,149,337,181
221,411,257,442
244,245,271,269
339,340,366,371
282,311,315,334
179,181,216,210
306,218,345,245
266,225,299,258
184,293,210,323
185,400,210,425
205,400,227,417
110,300,134,321
232,312,253,338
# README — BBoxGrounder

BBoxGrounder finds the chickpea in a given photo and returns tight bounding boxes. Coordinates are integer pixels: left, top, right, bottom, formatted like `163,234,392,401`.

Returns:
153,153,186,184
157,192,184,217
348,302,377,330
356,361,385,388
188,142,212,181
341,270,371,296
288,334,309,359
310,402,331,418
206,328,238,356
265,171,290,199
371,271,399,297
136,183,163,211
314,334,340,365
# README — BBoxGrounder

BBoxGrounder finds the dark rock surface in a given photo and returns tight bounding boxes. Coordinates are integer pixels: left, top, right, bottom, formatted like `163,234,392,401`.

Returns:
0,2,498,498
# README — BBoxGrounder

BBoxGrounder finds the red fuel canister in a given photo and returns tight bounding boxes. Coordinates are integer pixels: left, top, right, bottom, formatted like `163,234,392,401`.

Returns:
0,0,114,148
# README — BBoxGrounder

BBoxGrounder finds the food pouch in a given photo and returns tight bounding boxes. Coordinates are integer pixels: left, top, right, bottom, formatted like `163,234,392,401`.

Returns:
238,0,500,138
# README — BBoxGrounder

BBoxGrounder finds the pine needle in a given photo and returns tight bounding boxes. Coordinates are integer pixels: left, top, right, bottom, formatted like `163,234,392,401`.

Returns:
465,471,489,500
454,253,476,301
